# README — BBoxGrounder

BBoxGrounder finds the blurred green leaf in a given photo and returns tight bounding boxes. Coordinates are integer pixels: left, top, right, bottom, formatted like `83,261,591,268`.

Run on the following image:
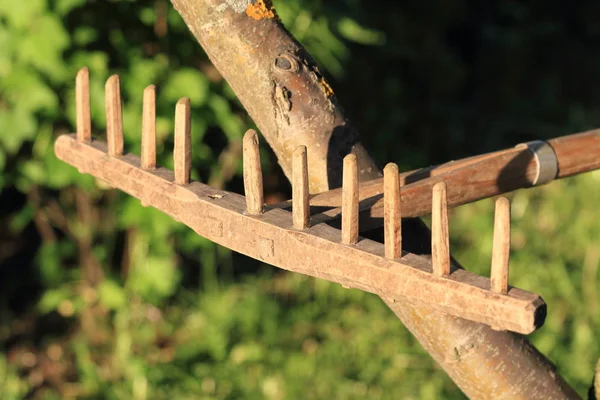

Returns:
128,256,181,304
0,108,37,153
0,0,46,29
99,279,127,310
337,18,385,45
19,160,46,185
73,26,98,46
9,204,34,233
38,287,71,313
162,68,210,105
0,149,6,171
55,0,85,16
1,68,58,113
17,14,70,82
0,354,29,399
36,242,70,286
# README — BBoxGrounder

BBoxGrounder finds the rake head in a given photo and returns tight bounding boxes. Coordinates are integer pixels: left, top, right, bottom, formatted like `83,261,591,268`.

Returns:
54,67,547,334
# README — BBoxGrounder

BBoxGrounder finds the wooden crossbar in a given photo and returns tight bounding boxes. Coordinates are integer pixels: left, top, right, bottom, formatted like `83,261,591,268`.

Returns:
53,69,549,334
54,134,545,333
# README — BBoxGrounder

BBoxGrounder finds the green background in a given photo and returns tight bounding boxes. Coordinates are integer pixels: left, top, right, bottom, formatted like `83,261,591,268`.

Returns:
1,1,599,398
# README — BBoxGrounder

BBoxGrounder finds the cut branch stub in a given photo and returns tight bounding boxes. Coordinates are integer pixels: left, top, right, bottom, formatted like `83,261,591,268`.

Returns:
174,97,191,185
141,85,156,170
432,181,450,276
341,153,359,245
243,129,264,215
76,67,91,143
105,75,123,156
384,162,402,259
292,146,310,229
491,197,511,294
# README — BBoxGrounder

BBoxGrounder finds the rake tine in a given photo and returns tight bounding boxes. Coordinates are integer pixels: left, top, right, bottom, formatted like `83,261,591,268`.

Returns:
292,146,310,229
341,153,359,245
105,75,124,156
174,97,191,185
76,67,91,143
141,85,156,170
432,181,450,276
243,129,264,215
491,197,511,294
384,163,402,259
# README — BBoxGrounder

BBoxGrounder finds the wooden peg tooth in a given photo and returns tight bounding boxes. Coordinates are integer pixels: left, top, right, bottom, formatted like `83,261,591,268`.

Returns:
384,163,402,259
141,85,156,170
243,129,264,215
341,153,359,245
105,74,124,156
431,181,450,276
292,146,310,229
174,97,191,185
76,67,91,142
491,197,511,294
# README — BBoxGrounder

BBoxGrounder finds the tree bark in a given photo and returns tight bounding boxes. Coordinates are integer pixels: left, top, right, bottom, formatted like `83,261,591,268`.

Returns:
168,1,580,398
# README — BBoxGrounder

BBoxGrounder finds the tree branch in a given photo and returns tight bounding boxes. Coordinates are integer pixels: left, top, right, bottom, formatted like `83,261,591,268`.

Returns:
169,1,580,398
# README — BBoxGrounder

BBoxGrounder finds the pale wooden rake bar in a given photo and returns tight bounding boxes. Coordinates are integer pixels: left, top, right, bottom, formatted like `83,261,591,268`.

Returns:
53,68,548,334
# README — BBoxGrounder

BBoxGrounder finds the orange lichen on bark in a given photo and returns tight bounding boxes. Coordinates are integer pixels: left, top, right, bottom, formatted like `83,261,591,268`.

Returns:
319,77,335,97
245,0,276,20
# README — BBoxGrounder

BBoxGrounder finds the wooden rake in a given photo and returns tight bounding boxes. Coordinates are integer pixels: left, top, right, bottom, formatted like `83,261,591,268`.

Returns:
56,67,600,335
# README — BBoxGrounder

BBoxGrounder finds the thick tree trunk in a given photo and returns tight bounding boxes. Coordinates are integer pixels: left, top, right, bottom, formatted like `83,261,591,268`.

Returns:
169,1,580,398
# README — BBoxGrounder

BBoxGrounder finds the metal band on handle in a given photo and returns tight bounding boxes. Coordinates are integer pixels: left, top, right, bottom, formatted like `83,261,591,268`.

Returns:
515,140,558,186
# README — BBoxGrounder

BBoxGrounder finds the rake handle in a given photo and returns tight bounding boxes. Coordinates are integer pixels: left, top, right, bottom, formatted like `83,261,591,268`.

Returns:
306,129,600,227
549,129,600,178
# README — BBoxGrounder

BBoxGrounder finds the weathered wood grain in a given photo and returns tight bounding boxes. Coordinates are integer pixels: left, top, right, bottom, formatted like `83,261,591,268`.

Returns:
383,163,401,259
432,182,450,277
243,129,264,215
141,85,156,170
292,146,310,230
105,75,123,156
341,154,359,245
491,197,511,294
174,98,191,185
549,129,600,178
76,67,91,143
55,134,546,334
303,130,600,231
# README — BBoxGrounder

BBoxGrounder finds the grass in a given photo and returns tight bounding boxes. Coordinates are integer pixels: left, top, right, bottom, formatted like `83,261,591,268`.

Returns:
2,172,599,399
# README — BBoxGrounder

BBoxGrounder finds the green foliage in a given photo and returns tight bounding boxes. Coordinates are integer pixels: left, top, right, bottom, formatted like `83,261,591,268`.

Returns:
0,354,28,399
1,0,599,399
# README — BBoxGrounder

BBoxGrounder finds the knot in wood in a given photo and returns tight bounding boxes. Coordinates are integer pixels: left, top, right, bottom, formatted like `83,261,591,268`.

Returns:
274,53,299,73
